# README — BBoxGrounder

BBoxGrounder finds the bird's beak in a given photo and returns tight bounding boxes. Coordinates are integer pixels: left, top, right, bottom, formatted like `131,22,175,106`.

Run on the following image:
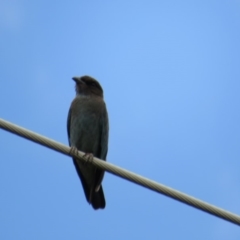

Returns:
72,77,83,83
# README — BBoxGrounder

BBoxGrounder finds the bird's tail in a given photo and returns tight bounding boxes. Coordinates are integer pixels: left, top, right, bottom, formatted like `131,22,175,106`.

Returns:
91,185,106,210
73,158,106,210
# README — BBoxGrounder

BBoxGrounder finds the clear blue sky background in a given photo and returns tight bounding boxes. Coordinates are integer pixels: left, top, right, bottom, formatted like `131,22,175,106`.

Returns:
1,0,240,239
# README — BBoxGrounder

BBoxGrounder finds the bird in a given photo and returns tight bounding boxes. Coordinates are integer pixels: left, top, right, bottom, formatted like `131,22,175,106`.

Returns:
67,75,109,210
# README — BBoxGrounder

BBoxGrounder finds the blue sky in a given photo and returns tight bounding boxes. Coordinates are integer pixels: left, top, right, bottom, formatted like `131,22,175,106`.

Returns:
1,0,240,239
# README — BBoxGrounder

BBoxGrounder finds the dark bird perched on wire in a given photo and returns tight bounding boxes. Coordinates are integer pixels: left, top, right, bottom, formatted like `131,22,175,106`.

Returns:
67,76,109,210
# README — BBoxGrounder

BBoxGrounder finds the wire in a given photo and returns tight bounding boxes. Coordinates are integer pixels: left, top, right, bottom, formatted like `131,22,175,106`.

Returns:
0,117,240,226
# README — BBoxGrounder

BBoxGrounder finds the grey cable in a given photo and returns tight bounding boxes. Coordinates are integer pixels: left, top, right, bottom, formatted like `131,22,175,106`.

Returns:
0,118,240,226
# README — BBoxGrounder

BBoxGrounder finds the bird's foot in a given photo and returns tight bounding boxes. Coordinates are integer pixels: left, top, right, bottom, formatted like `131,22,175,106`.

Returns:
69,146,79,158
83,153,94,165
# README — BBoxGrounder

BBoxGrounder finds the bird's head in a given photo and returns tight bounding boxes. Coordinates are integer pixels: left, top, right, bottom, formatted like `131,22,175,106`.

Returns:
72,76,104,98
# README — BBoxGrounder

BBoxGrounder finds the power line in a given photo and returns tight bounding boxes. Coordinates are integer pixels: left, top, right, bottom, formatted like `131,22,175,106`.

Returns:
0,118,240,226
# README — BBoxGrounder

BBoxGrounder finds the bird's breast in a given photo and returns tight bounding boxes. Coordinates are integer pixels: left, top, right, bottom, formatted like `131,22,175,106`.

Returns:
70,96,105,154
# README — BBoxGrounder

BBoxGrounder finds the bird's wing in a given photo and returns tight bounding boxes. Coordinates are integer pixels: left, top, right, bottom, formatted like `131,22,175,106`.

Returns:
67,107,71,145
67,102,92,203
94,106,109,190
100,106,109,160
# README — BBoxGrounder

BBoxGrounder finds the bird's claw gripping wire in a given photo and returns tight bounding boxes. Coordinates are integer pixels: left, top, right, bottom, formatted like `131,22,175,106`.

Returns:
69,147,94,165
69,146,79,158
83,153,94,165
